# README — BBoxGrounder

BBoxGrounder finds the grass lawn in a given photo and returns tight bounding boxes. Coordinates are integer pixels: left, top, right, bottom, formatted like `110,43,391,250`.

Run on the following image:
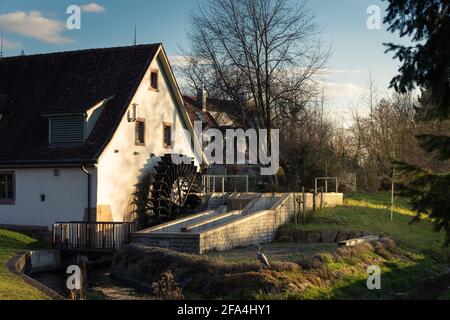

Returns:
111,192,449,300
0,228,51,300
275,191,449,299
206,242,337,263
283,191,446,254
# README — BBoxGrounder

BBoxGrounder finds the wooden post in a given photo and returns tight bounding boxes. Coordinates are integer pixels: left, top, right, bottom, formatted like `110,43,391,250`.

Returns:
320,187,324,209
293,193,298,225
312,189,316,212
391,169,395,222
302,187,306,223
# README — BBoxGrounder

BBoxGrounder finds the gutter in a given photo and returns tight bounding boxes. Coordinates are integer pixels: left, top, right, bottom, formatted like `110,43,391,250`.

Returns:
81,165,91,223
0,159,97,168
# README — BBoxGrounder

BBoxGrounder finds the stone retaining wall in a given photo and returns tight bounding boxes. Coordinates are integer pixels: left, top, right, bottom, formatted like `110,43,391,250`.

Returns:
7,251,64,300
133,192,344,254
276,229,372,243
199,194,295,253
133,232,200,253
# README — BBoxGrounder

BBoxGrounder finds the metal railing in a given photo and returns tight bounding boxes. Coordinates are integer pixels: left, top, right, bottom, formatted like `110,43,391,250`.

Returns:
202,175,249,193
52,221,137,251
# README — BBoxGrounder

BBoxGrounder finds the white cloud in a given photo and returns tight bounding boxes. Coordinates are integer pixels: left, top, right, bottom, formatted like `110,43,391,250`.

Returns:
169,55,188,67
80,3,106,13
0,11,72,44
319,81,366,101
319,68,365,76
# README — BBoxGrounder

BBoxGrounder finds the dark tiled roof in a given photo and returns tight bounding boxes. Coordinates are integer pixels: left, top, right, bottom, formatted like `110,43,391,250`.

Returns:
183,95,255,129
0,44,159,165
183,96,218,129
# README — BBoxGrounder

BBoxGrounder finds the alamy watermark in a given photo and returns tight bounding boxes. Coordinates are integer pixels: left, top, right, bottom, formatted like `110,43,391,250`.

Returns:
367,265,381,290
66,5,82,30
170,121,280,176
66,265,82,290
367,5,382,30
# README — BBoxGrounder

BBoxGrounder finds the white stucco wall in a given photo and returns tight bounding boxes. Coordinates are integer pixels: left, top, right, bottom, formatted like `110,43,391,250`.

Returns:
96,52,202,222
0,167,97,227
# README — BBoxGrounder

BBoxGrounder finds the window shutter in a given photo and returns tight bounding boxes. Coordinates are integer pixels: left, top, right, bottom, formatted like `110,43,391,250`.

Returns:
50,116,85,144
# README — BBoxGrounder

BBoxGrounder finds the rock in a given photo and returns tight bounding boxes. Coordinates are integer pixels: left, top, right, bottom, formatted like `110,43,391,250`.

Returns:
347,232,357,240
321,230,339,243
336,231,349,242
292,230,308,243
362,231,372,236
355,231,363,238
307,232,322,243
276,229,292,242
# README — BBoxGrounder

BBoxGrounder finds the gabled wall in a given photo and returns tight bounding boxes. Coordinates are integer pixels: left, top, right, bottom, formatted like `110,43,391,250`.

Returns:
96,51,202,222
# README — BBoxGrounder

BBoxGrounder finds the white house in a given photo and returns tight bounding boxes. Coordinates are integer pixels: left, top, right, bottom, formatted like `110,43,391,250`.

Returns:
0,44,204,227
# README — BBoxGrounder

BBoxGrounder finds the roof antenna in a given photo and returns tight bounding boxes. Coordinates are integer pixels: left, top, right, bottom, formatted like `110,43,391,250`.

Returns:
0,32,4,58
133,25,137,46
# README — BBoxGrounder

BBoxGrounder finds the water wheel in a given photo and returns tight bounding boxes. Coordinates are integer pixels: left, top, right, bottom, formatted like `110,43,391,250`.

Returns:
150,154,201,219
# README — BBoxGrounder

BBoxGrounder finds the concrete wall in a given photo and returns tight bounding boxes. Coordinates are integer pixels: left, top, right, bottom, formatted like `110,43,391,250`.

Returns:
199,194,295,253
28,250,61,273
97,52,202,222
133,233,200,253
0,167,97,226
132,192,343,254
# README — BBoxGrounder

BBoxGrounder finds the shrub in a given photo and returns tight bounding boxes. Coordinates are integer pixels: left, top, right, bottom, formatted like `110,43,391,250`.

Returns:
151,270,184,300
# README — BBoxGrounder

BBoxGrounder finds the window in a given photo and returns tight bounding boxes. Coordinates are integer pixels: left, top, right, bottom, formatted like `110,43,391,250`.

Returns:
163,122,172,148
150,69,159,91
53,169,60,177
0,172,15,204
135,119,145,146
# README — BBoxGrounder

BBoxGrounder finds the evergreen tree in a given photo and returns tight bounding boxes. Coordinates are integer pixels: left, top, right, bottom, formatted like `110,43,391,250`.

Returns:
384,0,450,245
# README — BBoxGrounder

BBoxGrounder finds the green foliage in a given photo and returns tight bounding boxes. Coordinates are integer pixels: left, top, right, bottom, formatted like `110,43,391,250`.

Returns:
384,0,450,118
284,193,446,253
0,229,51,300
395,162,450,246
384,0,450,246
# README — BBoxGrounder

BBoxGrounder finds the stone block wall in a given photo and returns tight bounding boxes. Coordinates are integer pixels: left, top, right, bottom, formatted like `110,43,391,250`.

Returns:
132,192,343,254
132,233,200,253
199,194,295,253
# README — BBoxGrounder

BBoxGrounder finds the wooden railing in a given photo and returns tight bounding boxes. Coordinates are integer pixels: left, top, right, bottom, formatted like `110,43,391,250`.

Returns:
52,221,137,251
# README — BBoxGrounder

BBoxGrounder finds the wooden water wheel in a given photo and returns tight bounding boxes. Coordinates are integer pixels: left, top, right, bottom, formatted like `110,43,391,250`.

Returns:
150,154,201,218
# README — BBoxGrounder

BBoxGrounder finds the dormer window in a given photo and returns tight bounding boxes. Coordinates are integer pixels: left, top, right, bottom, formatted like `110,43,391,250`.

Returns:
150,69,159,91
48,114,85,144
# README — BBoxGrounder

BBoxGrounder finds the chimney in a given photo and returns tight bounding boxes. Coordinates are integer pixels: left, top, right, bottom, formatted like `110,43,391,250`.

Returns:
197,84,207,112
239,92,247,107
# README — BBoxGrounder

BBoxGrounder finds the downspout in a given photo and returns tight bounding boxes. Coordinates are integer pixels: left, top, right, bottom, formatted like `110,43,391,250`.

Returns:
81,165,91,223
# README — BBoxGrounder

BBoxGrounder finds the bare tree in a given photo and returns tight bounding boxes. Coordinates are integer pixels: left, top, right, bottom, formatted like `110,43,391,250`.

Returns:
180,0,329,189
182,0,329,128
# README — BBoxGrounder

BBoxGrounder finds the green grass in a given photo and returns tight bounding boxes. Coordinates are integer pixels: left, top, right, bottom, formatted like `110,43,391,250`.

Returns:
0,228,51,300
273,192,449,299
206,242,336,263
283,192,446,254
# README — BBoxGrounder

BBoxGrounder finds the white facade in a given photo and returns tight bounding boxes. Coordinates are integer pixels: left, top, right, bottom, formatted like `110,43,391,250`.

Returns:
96,51,202,222
0,167,97,226
0,47,203,227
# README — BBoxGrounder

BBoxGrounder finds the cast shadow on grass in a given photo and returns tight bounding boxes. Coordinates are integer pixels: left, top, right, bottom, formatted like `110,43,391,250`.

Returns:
325,257,448,300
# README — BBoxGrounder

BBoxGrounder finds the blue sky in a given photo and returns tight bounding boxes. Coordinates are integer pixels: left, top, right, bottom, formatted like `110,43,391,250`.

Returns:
0,0,408,124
